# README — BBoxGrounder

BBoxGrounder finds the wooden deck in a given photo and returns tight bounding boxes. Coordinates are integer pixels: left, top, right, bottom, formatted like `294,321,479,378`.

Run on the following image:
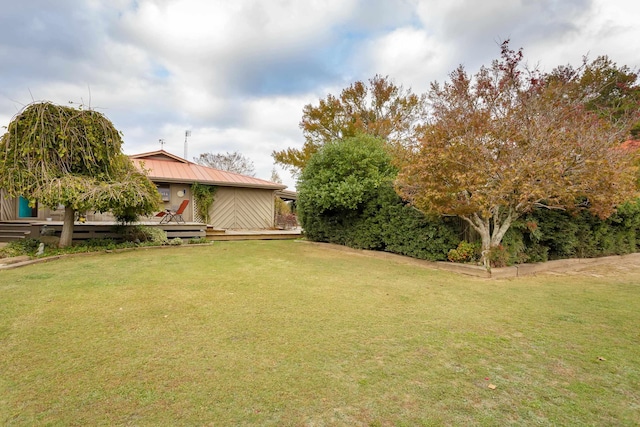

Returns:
0,221,206,242
0,220,301,243
206,227,302,241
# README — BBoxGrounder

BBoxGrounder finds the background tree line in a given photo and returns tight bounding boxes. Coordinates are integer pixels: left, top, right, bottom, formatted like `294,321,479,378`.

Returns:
283,41,640,267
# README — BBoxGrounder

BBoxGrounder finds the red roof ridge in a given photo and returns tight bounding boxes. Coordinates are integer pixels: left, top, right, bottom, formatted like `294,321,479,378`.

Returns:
129,151,287,190
130,150,189,163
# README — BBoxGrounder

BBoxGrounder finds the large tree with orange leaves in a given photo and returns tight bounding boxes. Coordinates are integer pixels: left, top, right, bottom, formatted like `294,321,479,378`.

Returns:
272,75,426,175
396,42,639,267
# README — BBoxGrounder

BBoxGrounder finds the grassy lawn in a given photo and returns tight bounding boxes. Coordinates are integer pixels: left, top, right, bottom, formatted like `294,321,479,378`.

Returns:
1,240,639,426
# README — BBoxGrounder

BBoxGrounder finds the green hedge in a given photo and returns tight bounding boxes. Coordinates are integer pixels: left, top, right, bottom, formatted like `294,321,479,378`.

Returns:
298,134,640,265
500,199,640,264
301,183,460,261
303,196,640,265
298,135,461,261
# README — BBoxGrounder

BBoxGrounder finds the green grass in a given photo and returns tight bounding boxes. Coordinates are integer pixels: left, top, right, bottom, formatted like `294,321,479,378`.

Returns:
1,240,639,426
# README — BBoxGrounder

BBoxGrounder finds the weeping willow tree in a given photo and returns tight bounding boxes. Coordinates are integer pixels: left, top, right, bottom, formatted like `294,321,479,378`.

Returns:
0,101,161,247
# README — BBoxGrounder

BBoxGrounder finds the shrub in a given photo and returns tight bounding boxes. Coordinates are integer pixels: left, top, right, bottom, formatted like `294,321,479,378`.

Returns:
0,238,41,257
78,239,135,252
115,225,169,245
188,237,209,245
523,243,549,263
381,194,460,261
113,206,140,225
276,212,298,229
300,183,460,260
84,238,119,249
486,245,509,268
115,225,145,243
145,227,169,245
169,237,183,246
495,198,640,263
298,135,460,261
191,183,217,224
447,241,480,263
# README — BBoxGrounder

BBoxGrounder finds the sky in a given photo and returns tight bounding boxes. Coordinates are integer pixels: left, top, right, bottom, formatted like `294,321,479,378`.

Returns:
1,0,639,190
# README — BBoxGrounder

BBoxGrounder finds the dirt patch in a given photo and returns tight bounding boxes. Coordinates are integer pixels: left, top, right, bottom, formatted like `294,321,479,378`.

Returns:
305,241,640,279
541,257,640,278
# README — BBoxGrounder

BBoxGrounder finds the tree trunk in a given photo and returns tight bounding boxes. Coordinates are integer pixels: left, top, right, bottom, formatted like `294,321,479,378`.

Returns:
491,214,513,247
477,224,492,269
462,209,515,270
462,214,492,269
59,206,76,248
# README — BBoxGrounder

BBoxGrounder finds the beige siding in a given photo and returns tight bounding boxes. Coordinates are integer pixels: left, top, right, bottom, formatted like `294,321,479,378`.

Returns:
212,189,235,228
1,184,274,228
0,184,193,223
0,192,46,221
211,188,274,229
155,183,193,222
0,190,16,221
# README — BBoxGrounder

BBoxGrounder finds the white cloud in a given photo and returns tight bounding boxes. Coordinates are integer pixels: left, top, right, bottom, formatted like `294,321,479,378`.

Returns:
120,93,317,190
2,0,639,194
116,0,358,68
362,26,451,91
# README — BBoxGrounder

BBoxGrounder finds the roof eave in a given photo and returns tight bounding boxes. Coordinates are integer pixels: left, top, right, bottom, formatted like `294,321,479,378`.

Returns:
147,176,286,190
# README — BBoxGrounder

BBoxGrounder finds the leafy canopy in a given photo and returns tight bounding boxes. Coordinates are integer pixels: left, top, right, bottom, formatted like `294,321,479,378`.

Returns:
297,133,459,259
273,75,426,175
573,56,640,130
0,102,161,245
297,134,397,212
396,41,639,265
194,151,256,176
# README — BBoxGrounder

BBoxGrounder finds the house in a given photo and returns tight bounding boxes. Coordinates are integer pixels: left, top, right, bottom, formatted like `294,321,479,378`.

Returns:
0,150,291,230
131,150,288,229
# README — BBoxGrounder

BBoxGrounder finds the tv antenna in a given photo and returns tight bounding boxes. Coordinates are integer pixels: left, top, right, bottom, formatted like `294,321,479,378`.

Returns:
159,138,166,149
184,130,191,159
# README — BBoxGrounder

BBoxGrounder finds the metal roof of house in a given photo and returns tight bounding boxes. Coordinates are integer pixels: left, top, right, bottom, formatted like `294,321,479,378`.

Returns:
275,189,298,201
130,150,287,190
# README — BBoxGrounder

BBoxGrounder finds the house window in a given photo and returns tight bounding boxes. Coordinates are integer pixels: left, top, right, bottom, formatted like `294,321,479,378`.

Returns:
157,186,170,202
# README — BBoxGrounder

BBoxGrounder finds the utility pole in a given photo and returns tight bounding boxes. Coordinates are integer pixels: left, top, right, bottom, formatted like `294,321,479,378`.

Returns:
184,130,191,159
